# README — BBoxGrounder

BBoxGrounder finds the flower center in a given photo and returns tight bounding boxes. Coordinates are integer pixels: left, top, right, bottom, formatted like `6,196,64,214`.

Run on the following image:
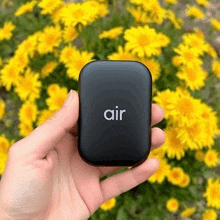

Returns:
172,172,180,179
8,67,16,78
177,98,194,115
186,67,197,81
26,107,33,121
22,79,33,92
138,34,150,47
45,34,57,46
183,51,194,62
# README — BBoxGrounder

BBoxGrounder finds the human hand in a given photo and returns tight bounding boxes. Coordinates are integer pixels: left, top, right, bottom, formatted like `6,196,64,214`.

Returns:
0,90,166,220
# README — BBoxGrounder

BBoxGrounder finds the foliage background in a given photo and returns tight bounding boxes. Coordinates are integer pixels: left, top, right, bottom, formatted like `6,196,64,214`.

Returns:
0,0,220,219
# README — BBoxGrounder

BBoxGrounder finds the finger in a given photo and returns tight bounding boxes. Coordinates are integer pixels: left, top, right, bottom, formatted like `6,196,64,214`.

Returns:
100,158,159,202
151,104,165,126
70,120,78,137
150,127,166,151
11,90,79,161
70,104,165,137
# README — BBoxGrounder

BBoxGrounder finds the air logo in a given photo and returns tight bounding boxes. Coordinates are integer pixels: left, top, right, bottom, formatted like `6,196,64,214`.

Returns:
104,106,126,121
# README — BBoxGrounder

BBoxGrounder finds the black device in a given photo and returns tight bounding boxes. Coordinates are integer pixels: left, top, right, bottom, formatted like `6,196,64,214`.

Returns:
78,60,152,167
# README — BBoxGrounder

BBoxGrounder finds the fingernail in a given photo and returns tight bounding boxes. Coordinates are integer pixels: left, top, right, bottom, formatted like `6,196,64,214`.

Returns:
63,90,74,106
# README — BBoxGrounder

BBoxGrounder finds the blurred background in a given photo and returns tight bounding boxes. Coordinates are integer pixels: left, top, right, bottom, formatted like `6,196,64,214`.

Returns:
0,0,220,219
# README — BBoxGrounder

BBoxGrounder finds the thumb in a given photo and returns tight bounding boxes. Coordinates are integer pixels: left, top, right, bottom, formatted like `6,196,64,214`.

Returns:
11,90,79,161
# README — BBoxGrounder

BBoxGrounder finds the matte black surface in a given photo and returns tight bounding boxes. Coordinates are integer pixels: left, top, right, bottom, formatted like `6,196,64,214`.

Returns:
78,60,152,166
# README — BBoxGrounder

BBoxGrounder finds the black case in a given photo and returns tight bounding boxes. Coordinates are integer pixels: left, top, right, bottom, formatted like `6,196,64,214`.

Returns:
78,60,152,167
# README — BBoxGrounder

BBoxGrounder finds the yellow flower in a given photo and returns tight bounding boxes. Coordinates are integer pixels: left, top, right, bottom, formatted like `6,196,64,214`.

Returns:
163,127,186,160
0,100,6,120
14,68,42,102
178,173,190,188
13,51,29,74
50,3,65,24
166,91,203,127
202,209,218,220
41,61,58,78
210,18,220,31
0,154,8,175
100,197,116,211
46,85,68,111
124,25,170,58
177,121,207,150
186,5,205,19
142,1,167,24
153,89,179,119
173,44,202,67
167,167,184,185
176,64,207,91
166,198,179,213
38,25,62,54
59,45,78,65
0,134,10,157
19,122,34,137
15,1,37,16
37,109,56,126
196,0,210,7
63,25,78,43
148,146,166,160
166,10,183,29
66,50,94,81
17,33,39,58
206,44,217,59
18,101,38,124
0,134,11,175
148,158,171,184
165,0,177,4
0,56,2,67
0,60,20,91
197,107,219,149
204,149,219,167
38,0,63,15
182,32,208,55
61,2,98,27
204,178,220,209
99,26,123,40
212,60,220,78
126,6,150,24
195,150,205,162
85,1,109,18
180,207,196,217
135,57,161,82
108,45,135,60
0,21,16,41
47,84,60,96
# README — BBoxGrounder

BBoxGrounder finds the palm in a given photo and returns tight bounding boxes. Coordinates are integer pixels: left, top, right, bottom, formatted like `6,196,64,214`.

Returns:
43,132,120,219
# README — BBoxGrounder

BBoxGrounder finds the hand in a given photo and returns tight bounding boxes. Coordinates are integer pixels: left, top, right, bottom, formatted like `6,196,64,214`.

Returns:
0,90,166,220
